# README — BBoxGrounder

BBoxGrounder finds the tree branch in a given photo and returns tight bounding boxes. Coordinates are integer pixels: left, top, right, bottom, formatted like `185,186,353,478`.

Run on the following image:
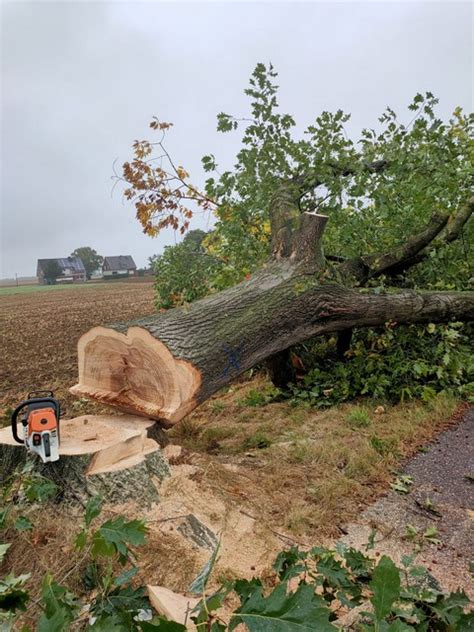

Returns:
295,159,388,197
370,196,474,279
367,211,449,279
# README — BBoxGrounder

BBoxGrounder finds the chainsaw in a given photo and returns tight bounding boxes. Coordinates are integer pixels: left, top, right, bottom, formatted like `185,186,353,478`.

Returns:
11,391,61,463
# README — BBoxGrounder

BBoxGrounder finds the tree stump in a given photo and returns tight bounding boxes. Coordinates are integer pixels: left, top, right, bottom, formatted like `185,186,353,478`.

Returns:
0,415,170,506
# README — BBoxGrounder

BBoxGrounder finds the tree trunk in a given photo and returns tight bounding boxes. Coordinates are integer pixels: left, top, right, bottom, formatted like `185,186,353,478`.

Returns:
0,415,170,505
70,211,474,426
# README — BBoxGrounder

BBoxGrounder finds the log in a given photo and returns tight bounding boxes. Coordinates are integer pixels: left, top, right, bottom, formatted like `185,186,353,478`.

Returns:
70,196,474,426
0,415,170,505
70,269,474,427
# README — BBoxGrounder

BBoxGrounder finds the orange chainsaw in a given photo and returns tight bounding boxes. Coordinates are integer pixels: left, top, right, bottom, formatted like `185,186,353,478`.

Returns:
11,391,61,463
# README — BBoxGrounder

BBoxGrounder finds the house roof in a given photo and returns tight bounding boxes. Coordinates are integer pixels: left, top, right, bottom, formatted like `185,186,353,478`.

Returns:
37,257,86,273
103,255,137,271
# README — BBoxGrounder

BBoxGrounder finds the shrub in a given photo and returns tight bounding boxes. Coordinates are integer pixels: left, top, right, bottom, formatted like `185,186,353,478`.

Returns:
289,322,473,407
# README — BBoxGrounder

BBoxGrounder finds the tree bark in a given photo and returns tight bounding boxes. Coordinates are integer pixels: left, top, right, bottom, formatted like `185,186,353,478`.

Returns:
71,260,474,426
0,415,170,505
70,190,473,426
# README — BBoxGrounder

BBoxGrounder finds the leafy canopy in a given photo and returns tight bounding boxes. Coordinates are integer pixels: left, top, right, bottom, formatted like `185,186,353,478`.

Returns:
121,62,473,292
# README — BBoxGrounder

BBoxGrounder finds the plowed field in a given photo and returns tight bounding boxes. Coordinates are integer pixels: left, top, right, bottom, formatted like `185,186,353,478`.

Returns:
0,281,155,421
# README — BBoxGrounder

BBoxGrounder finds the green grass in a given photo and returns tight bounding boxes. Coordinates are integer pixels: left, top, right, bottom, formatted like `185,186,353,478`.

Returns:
0,282,127,296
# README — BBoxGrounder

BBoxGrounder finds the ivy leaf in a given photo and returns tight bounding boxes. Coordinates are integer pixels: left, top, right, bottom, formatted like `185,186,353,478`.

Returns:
370,556,401,622
230,582,337,631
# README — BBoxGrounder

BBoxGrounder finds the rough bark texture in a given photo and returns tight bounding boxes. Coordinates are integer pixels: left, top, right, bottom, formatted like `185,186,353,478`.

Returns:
0,415,170,505
71,198,474,425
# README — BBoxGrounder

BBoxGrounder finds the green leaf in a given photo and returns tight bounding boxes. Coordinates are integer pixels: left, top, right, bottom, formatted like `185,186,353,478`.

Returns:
0,570,30,613
273,547,306,581
38,575,80,632
91,585,149,617
342,547,374,578
113,566,139,587
230,582,336,631
85,495,103,527
23,476,58,502
189,540,220,595
14,516,33,532
91,517,147,561
316,557,351,587
91,531,116,558
75,528,87,551
138,620,187,631
428,589,470,626
370,555,401,622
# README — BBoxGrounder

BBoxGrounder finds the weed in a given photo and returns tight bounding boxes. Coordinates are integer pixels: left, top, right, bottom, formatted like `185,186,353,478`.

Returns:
370,435,397,456
237,386,279,407
391,475,414,494
209,400,226,414
403,524,441,551
346,407,371,428
242,432,272,450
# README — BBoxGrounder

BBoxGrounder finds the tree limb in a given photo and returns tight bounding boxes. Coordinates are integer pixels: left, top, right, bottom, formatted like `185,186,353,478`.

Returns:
294,159,389,197
370,196,474,279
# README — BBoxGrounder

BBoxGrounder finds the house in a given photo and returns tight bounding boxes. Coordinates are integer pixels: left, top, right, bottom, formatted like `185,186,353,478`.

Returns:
37,257,86,285
102,255,137,278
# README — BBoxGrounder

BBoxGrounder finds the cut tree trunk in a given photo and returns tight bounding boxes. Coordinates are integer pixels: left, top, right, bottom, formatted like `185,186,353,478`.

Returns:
70,212,474,426
0,415,170,505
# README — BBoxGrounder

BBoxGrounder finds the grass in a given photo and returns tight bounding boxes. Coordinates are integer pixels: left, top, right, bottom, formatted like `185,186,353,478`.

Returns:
0,282,130,296
169,373,460,538
345,407,371,428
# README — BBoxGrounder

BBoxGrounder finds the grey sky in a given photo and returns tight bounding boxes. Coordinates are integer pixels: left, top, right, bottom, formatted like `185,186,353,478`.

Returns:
1,1,472,278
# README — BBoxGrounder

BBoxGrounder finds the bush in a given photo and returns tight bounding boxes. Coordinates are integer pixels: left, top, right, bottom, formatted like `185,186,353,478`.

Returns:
153,229,222,309
289,322,473,407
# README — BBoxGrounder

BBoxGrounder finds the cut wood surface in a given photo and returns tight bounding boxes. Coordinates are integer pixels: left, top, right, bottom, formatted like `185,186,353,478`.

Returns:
147,586,199,630
0,414,170,505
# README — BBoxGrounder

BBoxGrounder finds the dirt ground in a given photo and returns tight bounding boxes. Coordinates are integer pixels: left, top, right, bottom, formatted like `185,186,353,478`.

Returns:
0,280,155,421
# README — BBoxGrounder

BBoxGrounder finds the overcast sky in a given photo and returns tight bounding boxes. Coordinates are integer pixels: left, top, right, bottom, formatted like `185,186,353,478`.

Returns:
1,1,472,278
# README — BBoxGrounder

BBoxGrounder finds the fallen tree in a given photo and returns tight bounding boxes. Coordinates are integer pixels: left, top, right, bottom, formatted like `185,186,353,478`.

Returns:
72,66,473,424
71,192,474,426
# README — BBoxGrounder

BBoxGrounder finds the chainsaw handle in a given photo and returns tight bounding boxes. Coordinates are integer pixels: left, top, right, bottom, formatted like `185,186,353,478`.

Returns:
11,397,61,445
11,401,28,444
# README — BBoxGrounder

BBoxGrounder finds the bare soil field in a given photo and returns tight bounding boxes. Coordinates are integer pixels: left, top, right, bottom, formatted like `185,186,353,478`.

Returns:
0,281,155,420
